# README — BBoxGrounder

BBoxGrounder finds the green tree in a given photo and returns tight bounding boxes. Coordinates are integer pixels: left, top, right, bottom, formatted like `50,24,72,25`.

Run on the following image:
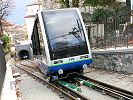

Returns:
126,0,131,22
91,7,130,34
126,0,131,10
91,8,114,23
59,0,69,8
59,0,79,8
83,0,117,8
83,0,99,7
72,0,79,7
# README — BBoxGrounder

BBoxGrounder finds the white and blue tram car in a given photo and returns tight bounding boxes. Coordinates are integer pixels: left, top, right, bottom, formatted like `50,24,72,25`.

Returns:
31,8,92,78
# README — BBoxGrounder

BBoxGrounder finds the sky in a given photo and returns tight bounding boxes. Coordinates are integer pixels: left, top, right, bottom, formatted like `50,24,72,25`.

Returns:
7,0,33,26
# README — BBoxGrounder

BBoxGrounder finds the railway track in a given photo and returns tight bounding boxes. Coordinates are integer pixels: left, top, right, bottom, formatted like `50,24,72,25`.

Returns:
15,62,89,100
14,61,133,100
76,75,133,100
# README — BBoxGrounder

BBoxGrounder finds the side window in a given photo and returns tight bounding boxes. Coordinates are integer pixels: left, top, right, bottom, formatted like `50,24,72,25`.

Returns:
31,18,47,61
36,19,47,59
31,20,41,55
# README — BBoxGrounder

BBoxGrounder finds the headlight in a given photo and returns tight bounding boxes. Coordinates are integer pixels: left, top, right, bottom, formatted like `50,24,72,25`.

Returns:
58,69,63,75
83,64,88,69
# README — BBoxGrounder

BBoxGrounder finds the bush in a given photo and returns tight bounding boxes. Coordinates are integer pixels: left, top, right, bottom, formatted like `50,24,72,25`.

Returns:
0,34,11,53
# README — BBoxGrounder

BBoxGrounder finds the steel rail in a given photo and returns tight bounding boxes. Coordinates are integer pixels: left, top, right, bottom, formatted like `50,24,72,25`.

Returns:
79,75,133,100
53,80,89,100
15,63,89,100
17,61,133,99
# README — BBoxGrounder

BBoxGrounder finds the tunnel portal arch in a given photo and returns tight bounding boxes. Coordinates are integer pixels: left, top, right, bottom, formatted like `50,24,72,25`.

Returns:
18,50,29,60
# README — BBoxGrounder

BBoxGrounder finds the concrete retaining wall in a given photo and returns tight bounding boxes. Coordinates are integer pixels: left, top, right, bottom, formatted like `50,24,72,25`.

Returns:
91,49,133,73
0,45,6,96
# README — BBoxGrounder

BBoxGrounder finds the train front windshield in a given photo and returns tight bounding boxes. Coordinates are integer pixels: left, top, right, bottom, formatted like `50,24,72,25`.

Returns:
42,9,89,60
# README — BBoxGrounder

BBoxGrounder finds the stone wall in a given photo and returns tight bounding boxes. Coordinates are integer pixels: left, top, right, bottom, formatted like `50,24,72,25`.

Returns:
15,44,33,60
91,50,133,73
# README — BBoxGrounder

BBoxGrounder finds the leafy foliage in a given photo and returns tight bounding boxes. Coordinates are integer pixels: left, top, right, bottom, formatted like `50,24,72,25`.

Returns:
59,0,79,8
83,0,99,7
91,8,114,23
91,6,130,23
126,0,131,10
83,0,116,7
91,6,130,34
59,0,69,8
0,34,11,53
72,0,79,7
115,6,130,24
58,0,117,8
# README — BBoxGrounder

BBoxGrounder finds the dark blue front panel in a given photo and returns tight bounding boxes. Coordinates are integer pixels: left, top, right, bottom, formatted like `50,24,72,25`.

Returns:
48,59,93,74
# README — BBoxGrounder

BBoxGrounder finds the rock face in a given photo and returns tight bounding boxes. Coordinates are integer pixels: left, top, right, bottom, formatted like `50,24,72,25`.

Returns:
90,51,133,74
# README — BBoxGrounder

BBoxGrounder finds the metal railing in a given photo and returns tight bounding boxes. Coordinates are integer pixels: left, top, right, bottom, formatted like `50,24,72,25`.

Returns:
85,10,133,50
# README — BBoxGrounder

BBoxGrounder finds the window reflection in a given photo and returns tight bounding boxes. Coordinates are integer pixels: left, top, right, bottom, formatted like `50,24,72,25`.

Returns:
42,9,89,60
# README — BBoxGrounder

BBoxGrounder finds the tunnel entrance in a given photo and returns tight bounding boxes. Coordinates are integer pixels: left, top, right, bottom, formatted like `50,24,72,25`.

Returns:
18,50,29,60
